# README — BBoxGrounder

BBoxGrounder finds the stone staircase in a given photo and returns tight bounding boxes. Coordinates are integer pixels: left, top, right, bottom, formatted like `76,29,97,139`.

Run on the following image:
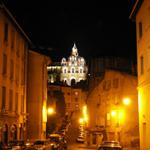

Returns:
66,119,79,144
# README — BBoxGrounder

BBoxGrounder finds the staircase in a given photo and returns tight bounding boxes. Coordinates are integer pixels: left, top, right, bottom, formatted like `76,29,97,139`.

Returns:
66,118,79,144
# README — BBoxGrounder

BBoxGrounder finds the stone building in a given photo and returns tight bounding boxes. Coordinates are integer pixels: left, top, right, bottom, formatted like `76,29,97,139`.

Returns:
130,0,150,149
0,2,31,143
60,43,88,86
27,50,50,140
47,84,87,118
87,70,139,149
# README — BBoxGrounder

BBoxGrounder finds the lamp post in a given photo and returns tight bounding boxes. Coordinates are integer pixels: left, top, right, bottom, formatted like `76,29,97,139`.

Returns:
110,97,131,142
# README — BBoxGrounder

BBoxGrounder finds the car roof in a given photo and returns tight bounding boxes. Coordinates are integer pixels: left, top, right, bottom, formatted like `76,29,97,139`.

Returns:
99,141,122,148
49,134,61,137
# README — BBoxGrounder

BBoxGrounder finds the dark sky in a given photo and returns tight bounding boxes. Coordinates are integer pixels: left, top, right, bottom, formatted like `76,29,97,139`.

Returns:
4,0,136,62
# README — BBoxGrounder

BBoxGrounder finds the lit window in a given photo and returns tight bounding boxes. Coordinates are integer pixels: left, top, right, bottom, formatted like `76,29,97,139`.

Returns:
75,91,78,96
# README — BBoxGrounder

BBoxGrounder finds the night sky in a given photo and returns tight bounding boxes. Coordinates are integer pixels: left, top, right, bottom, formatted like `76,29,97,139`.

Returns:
4,0,136,62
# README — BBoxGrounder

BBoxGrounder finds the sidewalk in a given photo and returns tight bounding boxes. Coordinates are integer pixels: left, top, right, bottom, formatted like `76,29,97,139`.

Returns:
78,143,98,149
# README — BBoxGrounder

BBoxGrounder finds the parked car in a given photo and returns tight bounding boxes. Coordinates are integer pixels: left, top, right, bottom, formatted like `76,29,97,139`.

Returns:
7,140,26,150
97,141,122,150
48,133,67,150
34,139,51,150
76,136,85,143
59,137,67,150
25,139,34,149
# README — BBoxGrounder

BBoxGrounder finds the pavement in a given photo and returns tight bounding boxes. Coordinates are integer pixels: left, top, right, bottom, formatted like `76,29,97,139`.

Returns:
78,143,98,149
68,143,98,150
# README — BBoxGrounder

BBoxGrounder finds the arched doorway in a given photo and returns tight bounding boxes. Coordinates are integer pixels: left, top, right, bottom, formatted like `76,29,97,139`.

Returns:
10,124,17,140
2,124,8,144
71,78,76,86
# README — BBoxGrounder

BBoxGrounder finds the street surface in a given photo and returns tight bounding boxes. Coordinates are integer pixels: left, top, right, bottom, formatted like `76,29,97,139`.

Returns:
68,143,97,150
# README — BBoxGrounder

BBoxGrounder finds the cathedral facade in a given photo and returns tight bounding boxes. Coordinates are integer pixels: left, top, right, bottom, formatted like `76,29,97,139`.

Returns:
60,44,88,86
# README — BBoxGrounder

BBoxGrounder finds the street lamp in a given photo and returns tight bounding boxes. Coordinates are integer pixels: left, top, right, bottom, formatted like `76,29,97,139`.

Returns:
47,107,55,115
122,97,131,106
110,97,131,141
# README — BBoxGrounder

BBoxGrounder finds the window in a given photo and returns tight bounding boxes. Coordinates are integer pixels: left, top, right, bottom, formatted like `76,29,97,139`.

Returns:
9,89,13,111
139,21,143,39
113,78,119,88
16,36,20,57
15,93,18,113
2,54,7,75
72,68,74,73
75,98,78,102
67,103,70,108
16,64,19,85
10,59,14,80
97,94,101,106
103,80,111,91
2,86,6,110
21,95,24,113
64,68,66,73
80,68,82,73
21,61,24,85
140,56,144,75
4,23,8,42
11,29,15,49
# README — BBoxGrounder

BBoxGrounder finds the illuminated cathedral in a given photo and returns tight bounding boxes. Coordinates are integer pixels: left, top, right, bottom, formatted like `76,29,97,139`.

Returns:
60,43,88,86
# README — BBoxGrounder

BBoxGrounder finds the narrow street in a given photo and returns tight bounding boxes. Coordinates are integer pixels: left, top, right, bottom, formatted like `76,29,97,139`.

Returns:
66,115,97,150
68,143,97,150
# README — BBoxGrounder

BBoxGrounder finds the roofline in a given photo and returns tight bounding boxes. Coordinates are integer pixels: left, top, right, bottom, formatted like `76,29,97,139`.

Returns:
0,2,32,44
129,0,144,20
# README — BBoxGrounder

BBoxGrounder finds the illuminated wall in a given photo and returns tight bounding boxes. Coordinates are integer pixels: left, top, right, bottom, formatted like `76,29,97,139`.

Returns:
131,0,150,149
27,50,50,140
87,70,138,147
0,3,30,142
60,43,88,86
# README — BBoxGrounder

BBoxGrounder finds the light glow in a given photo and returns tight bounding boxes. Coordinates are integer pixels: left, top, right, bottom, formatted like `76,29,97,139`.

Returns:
47,107,55,115
123,97,131,105
79,118,84,124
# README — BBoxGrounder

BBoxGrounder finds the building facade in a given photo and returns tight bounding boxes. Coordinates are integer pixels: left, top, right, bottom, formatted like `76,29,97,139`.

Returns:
88,56,136,90
130,0,150,149
47,62,61,84
87,70,139,149
60,43,88,86
47,85,87,118
27,50,50,140
0,3,31,143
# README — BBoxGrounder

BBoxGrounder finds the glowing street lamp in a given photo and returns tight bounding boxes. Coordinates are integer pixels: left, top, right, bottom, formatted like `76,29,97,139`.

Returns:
123,97,131,106
47,107,55,115
111,110,117,117
79,118,84,124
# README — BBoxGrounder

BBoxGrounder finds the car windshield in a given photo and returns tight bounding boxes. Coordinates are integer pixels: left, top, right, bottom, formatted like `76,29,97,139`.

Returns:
98,148,122,150
34,141,44,145
9,141,24,146
49,137,60,142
